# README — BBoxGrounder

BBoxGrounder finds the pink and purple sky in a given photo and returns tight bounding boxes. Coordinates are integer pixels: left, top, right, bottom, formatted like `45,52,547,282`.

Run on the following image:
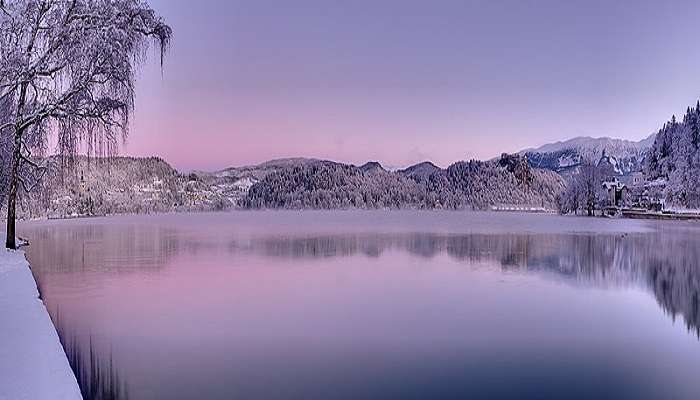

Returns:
126,0,700,171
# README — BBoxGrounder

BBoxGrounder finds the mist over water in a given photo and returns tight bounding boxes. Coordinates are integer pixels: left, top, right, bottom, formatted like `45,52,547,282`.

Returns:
20,211,700,399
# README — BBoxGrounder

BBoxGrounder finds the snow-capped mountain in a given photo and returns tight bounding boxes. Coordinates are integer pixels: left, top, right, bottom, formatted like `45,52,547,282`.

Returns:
520,134,656,176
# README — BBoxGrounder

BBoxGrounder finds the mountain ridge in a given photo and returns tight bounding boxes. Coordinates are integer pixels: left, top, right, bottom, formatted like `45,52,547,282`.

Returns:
521,134,656,155
12,133,665,218
520,134,656,176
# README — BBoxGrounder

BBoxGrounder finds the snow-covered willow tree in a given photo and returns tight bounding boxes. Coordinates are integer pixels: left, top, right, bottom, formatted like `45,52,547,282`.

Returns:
0,0,171,249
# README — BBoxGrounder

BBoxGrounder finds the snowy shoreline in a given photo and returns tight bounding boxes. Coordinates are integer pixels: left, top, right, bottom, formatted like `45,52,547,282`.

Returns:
0,247,82,400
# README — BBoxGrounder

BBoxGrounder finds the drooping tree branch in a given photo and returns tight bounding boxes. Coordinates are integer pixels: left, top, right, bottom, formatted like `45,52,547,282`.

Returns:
0,0,171,248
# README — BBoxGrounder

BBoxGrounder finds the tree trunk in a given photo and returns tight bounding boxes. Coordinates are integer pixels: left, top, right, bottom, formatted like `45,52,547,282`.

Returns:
5,181,17,249
6,82,28,250
5,128,22,250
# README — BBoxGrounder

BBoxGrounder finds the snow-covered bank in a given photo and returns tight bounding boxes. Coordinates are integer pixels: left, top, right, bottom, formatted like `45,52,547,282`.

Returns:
0,247,82,400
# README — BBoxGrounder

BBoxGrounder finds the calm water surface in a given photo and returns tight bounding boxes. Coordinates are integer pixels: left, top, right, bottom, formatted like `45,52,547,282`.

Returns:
20,211,700,399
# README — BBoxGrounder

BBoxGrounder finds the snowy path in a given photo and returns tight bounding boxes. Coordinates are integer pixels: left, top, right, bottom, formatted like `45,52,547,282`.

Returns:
0,248,82,400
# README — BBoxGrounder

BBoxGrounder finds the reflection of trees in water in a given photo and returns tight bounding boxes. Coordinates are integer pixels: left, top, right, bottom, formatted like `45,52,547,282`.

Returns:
647,256,700,337
52,307,129,400
24,224,190,273
22,223,700,337
244,233,533,262
244,232,700,337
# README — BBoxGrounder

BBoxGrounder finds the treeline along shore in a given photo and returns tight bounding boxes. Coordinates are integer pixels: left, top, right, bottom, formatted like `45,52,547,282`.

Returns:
4,153,565,219
7,100,700,219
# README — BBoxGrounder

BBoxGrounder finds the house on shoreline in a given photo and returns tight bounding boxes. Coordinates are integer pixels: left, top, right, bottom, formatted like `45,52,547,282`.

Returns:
602,178,628,208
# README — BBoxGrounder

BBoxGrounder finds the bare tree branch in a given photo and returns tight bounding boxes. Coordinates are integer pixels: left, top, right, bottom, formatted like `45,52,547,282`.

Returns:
0,0,171,248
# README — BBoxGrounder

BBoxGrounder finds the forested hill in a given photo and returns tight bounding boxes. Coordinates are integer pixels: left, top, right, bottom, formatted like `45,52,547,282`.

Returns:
244,154,565,210
10,153,564,218
645,101,700,208
16,156,232,219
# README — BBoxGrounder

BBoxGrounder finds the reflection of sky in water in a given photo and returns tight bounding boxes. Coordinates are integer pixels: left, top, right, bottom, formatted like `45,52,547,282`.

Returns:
20,211,700,400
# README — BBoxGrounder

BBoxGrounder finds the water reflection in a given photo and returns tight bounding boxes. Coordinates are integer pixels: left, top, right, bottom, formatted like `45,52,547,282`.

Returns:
54,308,130,400
20,216,700,399
244,232,700,337
25,222,700,338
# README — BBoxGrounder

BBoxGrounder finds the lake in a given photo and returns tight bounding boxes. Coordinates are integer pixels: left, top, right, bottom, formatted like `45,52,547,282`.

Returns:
20,211,700,399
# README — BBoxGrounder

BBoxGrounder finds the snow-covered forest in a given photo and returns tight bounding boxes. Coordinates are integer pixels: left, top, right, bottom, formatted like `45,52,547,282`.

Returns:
645,102,700,208
11,156,232,219
245,154,565,210
6,153,565,217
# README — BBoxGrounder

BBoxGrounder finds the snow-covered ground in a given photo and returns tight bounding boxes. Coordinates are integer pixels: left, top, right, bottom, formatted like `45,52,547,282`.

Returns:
0,245,82,400
664,206,700,215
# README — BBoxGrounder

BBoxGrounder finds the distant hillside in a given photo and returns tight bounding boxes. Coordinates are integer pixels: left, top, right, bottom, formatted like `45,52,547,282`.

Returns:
13,153,565,217
358,161,385,174
397,161,441,182
189,158,323,206
17,156,230,219
244,154,565,210
521,135,655,176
